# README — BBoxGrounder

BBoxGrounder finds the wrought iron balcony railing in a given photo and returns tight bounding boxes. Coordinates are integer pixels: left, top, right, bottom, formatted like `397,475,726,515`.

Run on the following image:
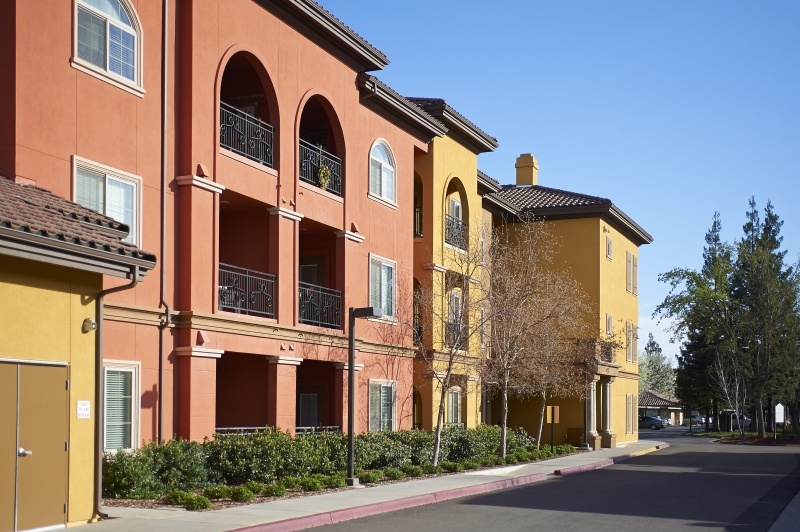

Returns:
445,321,467,351
414,207,423,238
299,139,343,196
219,102,274,167
445,214,467,250
298,281,342,329
218,263,276,318
295,425,341,435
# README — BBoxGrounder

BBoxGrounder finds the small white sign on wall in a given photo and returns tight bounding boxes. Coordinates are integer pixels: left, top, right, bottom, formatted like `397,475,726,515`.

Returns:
77,400,91,419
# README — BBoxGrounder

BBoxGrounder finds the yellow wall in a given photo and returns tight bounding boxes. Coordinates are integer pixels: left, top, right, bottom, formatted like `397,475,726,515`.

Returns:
0,256,100,524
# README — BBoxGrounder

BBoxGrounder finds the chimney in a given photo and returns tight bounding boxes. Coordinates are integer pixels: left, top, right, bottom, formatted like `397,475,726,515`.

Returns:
515,153,539,186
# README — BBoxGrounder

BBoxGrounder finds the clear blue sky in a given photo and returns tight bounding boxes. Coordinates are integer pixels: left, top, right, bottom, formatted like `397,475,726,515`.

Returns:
322,0,800,363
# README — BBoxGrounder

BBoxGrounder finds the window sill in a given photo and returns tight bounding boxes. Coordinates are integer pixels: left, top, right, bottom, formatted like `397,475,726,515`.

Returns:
367,193,397,210
368,316,397,325
71,58,144,98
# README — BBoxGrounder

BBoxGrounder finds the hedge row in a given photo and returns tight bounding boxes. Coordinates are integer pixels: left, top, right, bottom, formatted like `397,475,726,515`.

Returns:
103,425,556,499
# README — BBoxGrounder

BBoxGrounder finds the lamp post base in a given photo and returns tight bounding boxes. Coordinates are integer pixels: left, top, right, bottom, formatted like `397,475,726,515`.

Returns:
577,443,591,450
346,477,362,488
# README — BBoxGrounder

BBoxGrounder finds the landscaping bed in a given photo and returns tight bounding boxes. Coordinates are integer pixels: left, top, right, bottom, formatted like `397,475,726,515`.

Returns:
102,426,576,512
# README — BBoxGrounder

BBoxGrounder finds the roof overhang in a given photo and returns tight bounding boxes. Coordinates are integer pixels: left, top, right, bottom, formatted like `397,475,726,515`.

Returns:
256,0,389,72
357,74,447,142
0,227,155,281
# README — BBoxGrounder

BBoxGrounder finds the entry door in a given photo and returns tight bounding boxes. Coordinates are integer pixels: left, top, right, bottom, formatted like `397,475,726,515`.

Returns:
0,362,69,531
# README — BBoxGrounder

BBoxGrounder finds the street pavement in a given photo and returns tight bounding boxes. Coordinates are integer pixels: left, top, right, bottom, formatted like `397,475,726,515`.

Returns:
85,427,800,532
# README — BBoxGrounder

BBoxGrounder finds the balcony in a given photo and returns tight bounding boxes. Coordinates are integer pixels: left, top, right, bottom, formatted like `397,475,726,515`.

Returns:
298,282,342,329
445,214,467,250
220,102,275,168
218,263,275,319
299,139,342,196
445,321,467,351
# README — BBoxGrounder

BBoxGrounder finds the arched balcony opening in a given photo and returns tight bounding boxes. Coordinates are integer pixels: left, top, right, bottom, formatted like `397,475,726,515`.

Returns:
298,96,344,196
444,178,469,250
219,52,278,168
413,173,424,238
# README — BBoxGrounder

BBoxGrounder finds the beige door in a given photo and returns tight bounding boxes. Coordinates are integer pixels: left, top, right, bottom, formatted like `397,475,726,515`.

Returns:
0,362,69,531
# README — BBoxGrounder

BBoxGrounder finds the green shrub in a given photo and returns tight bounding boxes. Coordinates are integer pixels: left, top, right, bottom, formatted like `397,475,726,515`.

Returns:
401,464,424,477
299,478,324,492
280,431,346,478
229,486,254,502
261,483,286,497
164,489,193,506
359,470,383,484
439,461,463,473
184,495,211,511
321,475,346,488
507,427,536,454
513,450,531,462
280,476,302,490
383,467,405,480
205,428,292,485
103,450,161,499
389,430,435,465
245,481,267,495
355,433,413,470
461,459,479,470
421,463,441,475
144,439,208,492
202,484,231,500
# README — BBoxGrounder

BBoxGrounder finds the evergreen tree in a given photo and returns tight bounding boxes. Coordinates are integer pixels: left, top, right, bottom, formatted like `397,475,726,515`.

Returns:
639,333,675,397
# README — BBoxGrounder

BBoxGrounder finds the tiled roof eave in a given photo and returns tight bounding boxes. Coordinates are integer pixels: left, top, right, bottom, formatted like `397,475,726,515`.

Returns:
516,203,653,246
0,226,155,280
357,75,447,140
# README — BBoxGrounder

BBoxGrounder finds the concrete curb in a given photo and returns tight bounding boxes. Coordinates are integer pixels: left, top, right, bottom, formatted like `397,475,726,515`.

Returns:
231,473,548,532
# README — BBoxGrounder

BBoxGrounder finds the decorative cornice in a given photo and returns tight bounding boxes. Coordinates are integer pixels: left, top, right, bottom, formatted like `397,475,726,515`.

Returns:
334,362,364,371
423,262,447,273
334,230,364,243
175,346,224,358
268,207,304,222
268,355,303,366
175,175,226,194
103,302,168,326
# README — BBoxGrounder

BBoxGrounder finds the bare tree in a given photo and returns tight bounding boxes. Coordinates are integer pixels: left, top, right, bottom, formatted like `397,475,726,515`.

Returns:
481,217,595,452
415,216,491,465
711,348,749,437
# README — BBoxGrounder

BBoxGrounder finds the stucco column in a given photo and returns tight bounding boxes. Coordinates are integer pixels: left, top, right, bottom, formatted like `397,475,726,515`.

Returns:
466,375,480,428
268,207,303,325
175,346,222,441
588,378,598,436
601,377,617,448
335,362,363,433
266,356,302,435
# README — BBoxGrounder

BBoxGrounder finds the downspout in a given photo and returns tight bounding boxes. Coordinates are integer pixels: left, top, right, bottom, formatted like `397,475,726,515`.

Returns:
158,0,172,444
94,266,140,520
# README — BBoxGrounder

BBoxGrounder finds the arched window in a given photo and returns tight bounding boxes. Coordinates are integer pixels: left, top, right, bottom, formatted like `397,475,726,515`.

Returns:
369,141,396,203
75,0,142,88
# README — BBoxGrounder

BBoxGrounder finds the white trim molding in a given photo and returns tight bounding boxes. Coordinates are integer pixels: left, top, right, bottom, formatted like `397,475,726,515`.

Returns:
268,355,303,366
335,230,365,243
175,175,226,194
268,206,304,222
423,262,447,273
175,346,224,359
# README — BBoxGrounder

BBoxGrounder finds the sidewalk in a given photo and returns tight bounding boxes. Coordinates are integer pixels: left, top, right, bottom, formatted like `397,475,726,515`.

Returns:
87,440,670,532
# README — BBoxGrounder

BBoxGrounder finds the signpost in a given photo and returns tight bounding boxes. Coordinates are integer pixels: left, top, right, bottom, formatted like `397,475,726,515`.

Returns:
546,405,560,450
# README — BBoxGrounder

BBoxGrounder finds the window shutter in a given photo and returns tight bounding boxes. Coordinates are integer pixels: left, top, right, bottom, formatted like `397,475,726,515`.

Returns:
369,259,381,309
633,256,638,295
105,369,132,450
369,382,381,432
634,396,638,432
383,164,395,202
76,167,105,213
625,322,631,362
606,313,612,336
626,251,632,292
380,384,393,431
382,263,394,316
606,237,612,259
370,158,382,196
633,331,638,364
626,394,631,434
77,7,107,69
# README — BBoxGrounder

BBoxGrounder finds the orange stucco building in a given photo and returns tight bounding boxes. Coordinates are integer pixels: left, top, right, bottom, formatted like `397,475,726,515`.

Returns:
1,0,445,466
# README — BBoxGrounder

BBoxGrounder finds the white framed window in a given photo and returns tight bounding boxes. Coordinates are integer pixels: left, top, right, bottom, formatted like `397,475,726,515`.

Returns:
626,321,632,362
606,313,612,337
632,327,638,364
448,387,462,425
369,379,396,432
369,254,395,318
606,237,613,260
73,0,143,94
633,395,638,433
449,289,462,323
73,156,142,245
632,255,639,296
104,360,140,451
369,141,396,204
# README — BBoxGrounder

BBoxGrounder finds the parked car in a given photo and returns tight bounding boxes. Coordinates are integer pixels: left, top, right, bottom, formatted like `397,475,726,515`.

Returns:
639,416,668,430
732,414,752,430
662,417,672,426
682,416,705,427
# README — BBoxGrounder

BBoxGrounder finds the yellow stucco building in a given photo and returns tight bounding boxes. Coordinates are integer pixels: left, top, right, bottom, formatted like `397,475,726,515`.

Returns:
484,154,652,448
408,98,498,431
0,177,154,530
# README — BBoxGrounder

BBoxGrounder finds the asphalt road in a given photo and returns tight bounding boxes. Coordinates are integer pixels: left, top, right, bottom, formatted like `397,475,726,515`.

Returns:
319,428,800,532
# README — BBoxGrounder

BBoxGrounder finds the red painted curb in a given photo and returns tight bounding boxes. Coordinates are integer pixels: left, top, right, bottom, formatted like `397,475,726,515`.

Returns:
231,473,548,532
554,458,614,476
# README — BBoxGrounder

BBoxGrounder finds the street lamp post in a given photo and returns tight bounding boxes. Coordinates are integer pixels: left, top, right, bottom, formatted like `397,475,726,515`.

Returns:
346,306,382,487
